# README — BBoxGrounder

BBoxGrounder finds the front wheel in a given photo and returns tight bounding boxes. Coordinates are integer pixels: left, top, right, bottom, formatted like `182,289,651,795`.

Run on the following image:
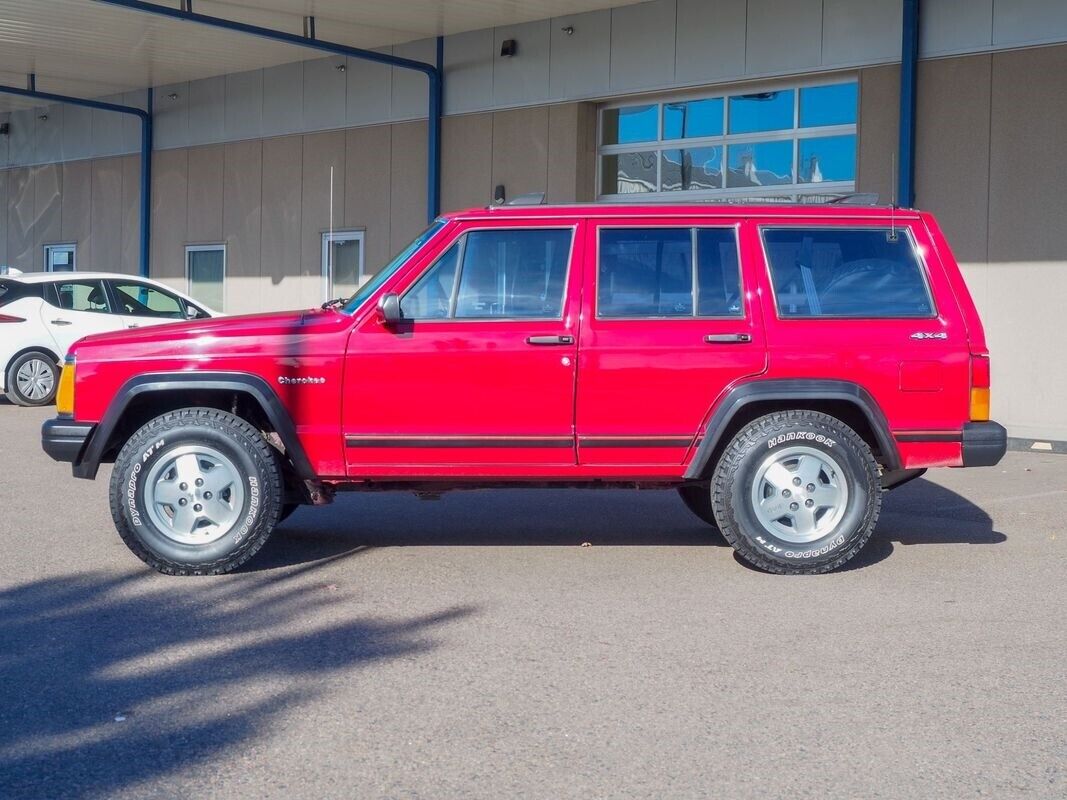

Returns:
711,410,881,574
109,408,284,575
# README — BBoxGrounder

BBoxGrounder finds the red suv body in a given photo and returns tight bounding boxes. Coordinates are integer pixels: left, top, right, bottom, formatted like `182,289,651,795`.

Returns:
42,204,1006,575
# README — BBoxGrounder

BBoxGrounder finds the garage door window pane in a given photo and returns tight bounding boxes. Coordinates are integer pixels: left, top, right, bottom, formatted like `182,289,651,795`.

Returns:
602,105,658,145
799,135,856,184
728,90,794,134
726,141,794,187
187,247,225,311
800,83,858,128
601,152,657,195
763,228,935,318
663,98,723,139
661,147,722,192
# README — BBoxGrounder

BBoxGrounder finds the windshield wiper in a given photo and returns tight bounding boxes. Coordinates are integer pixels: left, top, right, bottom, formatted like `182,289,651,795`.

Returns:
320,297,348,310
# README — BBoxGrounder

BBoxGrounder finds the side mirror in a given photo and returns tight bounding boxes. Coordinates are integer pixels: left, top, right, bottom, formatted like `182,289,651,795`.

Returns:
184,305,200,320
378,292,402,325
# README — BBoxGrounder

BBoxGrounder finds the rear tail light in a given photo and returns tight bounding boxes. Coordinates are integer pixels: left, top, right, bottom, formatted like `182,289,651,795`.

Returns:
970,354,991,422
0,313,25,323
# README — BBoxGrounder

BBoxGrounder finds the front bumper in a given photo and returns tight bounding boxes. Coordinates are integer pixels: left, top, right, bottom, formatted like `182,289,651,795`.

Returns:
42,418,94,465
961,421,1007,467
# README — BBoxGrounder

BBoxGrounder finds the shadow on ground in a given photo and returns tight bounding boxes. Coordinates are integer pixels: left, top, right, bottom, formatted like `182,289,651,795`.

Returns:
0,568,475,799
254,478,1003,573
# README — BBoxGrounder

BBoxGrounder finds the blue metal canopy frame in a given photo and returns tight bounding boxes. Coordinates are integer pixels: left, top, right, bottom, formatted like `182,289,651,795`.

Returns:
94,0,444,223
0,78,152,277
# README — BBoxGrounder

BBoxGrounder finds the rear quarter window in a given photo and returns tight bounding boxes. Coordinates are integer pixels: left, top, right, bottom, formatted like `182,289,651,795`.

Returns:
762,227,935,318
0,280,43,307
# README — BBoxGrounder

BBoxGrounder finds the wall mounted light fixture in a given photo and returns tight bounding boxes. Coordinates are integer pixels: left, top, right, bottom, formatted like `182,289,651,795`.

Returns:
561,26,574,36
335,63,346,72
37,114,48,122
167,92,179,100
500,39,517,58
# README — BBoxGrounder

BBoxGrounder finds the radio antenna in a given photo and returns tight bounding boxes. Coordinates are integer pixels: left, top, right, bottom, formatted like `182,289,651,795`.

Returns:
889,152,898,241
328,165,335,298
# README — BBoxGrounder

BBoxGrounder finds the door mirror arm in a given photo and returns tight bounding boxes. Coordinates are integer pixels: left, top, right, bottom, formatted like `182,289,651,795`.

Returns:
377,293,402,326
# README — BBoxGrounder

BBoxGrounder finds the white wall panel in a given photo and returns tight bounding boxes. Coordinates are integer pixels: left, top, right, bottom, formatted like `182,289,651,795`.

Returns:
91,100,125,157
303,56,347,132
392,39,436,120
262,61,304,136
225,69,264,142
444,28,495,114
920,0,992,57
120,90,146,154
549,9,611,100
346,50,393,126
493,19,552,107
675,0,746,85
153,83,190,150
34,106,63,165
823,0,901,66
610,0,677,91
187,76,226,145
993,0,1067,48
746,0,823,76
61,104,93,162
0,113,9,167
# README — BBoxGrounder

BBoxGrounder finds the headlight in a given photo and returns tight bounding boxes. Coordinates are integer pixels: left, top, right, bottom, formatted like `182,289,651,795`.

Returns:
56,357,76,416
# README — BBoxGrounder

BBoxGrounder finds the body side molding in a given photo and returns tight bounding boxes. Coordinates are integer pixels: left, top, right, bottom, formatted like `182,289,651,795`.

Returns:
683,379,901,480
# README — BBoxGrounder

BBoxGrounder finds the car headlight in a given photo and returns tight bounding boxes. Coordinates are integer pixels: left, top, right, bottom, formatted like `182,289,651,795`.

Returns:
56,357,76,416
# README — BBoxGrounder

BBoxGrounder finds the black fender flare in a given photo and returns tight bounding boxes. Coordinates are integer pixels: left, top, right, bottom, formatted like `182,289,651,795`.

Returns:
683,379,900,480
73,372,316,482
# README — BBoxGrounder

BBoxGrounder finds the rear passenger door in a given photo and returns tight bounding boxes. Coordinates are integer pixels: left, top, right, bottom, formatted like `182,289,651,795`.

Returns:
576,221,767,467
41,279,124,355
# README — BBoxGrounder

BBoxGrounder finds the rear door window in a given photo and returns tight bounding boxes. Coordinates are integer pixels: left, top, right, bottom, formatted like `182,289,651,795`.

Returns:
762,227,935,318
597,227,742,318
49,280,113,314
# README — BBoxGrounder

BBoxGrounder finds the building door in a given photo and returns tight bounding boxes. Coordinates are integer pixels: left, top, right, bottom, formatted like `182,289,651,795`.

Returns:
322,231,364,302
45,244,76,272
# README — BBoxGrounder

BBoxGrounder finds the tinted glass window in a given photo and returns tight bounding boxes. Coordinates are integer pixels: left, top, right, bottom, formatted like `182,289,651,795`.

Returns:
599,229,694,317
696,230,743,317
187,247,224,311
0,280,43,307
661,147,723,192
798,135,856,184
728,91,794,134
602,105,658,145
51,280,112,314
400,242,460,319
763,228,934,318
663,98,723,139
112,282,185,318
799,83,858,127
726,141,794,188
600,152,657,195
454,229,571,319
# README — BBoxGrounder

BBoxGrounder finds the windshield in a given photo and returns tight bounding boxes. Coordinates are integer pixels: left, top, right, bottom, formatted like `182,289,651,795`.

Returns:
342,220,448,314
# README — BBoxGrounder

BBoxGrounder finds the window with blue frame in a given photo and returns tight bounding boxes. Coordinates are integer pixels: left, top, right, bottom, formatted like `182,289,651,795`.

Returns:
598,80,858,200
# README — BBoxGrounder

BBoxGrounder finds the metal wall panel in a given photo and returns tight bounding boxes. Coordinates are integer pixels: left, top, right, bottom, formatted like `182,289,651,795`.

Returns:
920,0,993,57
148,148,188,279
9,110,37,166
491,106,549,201
90,158,123,270
392,40,436,121
609,0,677,91
6,168,33,269
62,104,93,162
262,61,304,137
225,69,264,142
345,50,393,127
823,0,901,66
389,121,428,252
153,83,191,151
61,160,93,267
549,10,611,101
0,170,8,263
443,28,495,115
223,139,264,313
440,112,492,212
186,145,225,243
259,135,303,294
345,125,392,272
91,99,125,158
120,90,147,155
299,130,346,295
675,0,746,85
34,107,64,166
855,65,899,205
303,57,348,133
33,164,63,257
0,113,8,168
188,76,226,145
993,0,1067,48
746,0,823,76
120,155,141,275
492,19,552,108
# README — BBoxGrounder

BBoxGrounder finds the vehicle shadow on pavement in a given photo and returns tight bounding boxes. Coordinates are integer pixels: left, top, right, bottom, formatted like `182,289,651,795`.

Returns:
0,569,476,799
257,480,1004,574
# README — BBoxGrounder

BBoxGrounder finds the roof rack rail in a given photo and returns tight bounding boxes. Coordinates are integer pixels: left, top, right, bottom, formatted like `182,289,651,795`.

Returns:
826,193,881,205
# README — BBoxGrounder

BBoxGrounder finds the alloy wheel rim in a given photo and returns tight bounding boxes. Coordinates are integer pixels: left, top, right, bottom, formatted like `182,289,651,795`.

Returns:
16,358,55,401
750,445,849,544
143,444,246,545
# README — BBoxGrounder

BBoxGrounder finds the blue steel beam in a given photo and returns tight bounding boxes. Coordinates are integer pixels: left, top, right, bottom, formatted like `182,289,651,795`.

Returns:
0,80,153,278
94,0,443,221
898,0,920,208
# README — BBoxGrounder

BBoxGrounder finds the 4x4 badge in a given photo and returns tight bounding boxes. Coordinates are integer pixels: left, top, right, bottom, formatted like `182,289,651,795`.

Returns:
910,332,948,340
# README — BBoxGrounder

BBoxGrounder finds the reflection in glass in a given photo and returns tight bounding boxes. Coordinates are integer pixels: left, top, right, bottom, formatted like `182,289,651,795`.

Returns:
602,105,658,145
601,152,657,195
663,98,724,139
726,141,793,187
599,229,693,317
696,229,743,317
799,83,858,128
799,135,856,183
728,90,794,134
661,148,722,192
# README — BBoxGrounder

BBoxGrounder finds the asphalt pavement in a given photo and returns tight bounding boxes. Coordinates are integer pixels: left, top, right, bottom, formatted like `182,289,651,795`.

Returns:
0,399,1063,799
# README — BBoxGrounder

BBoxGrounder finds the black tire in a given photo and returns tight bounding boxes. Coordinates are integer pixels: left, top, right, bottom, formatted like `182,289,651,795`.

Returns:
109,407,284,575
711,410,881,575
677,483,717,527
5,350,59,407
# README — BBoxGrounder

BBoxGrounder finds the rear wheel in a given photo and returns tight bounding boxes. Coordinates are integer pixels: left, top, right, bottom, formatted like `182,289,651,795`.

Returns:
711,410,881,574
109,407,284,575
5,351,58,407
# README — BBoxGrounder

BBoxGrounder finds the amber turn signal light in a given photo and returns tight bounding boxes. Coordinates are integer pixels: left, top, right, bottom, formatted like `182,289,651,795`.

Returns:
56,359,76,416
970,387,990,422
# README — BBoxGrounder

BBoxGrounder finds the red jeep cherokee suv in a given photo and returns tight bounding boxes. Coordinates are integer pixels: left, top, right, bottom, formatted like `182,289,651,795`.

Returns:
42,203,1006,575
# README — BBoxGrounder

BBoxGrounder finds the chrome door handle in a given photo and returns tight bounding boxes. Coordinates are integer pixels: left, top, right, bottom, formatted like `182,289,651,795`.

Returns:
704,333,751,344
526,335,574,346
50,319,72,326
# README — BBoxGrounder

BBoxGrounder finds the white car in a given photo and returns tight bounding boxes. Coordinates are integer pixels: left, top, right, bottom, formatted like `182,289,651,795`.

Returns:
0,272,219,407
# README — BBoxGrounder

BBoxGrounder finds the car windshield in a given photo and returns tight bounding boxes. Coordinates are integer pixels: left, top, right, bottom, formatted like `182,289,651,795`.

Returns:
341,220,448,314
